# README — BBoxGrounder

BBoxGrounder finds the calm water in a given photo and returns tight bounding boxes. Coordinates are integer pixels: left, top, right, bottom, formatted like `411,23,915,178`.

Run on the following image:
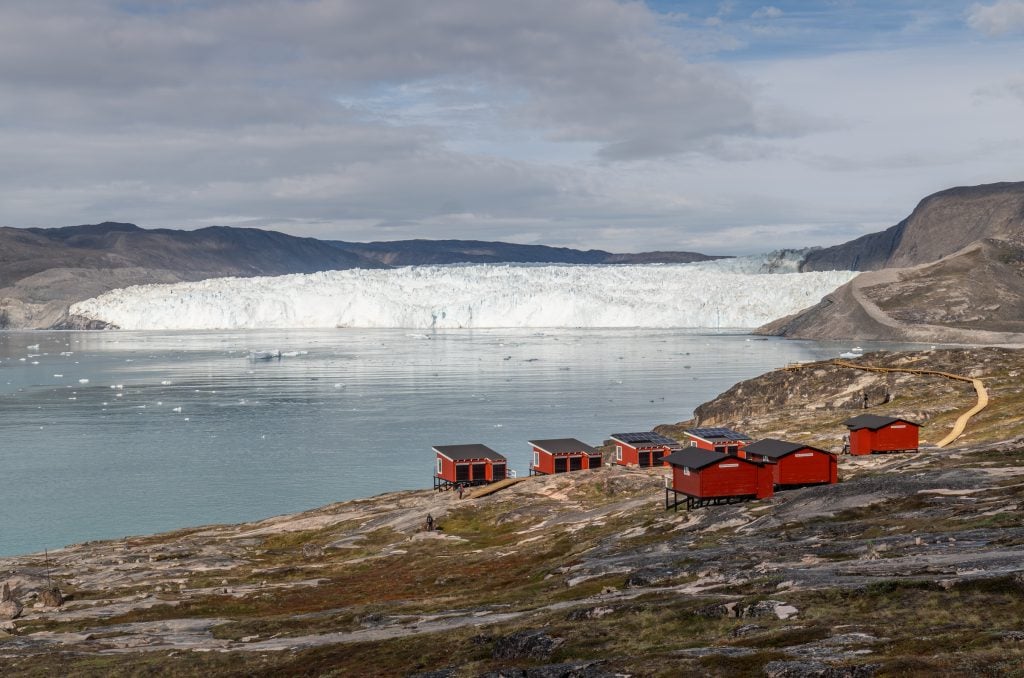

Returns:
0,329,908,556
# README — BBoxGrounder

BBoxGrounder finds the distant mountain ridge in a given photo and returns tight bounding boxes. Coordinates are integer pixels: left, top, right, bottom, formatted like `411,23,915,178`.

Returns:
0,221,722,329
328,238,721,266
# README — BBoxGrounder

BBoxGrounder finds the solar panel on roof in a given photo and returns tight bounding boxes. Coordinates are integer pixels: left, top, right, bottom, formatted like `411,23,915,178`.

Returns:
686,427,752,440
610,432,681,446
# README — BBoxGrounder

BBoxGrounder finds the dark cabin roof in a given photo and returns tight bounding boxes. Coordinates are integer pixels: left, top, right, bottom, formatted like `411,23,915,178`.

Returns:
685,427,753,443
529,438,598,455
609,432,683,448
433,444,506,462
843,414,921,431
664,448,752,470
745,439,829,459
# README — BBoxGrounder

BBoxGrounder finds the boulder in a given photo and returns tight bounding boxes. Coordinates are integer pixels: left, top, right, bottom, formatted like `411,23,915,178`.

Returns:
0,599,22,621
38,587,64,608
763,660,877,678
492,629,565,660
479,661,613,678
301,543,323,559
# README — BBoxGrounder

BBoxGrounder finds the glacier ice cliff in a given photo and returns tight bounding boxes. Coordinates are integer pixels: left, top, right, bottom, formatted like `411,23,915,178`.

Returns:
69,262,858,330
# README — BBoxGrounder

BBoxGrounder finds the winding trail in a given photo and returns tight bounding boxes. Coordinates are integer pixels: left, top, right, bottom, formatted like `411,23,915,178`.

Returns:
789,360,989,448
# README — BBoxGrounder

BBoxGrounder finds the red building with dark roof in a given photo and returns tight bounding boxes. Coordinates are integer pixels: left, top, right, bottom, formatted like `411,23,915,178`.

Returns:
609,432,682,467
684,428,753,456
433,444,508,490
744,439,838,488
529,438,601,475
843,415,920,455
662,448,774,510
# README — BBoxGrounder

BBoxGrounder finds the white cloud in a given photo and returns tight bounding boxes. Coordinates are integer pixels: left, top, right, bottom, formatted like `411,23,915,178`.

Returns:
967,1,1024,35
751,6,783,20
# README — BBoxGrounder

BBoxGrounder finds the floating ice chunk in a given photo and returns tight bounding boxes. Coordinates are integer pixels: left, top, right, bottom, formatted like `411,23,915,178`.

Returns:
160,380,172,385
30,361,39,365
172,406,182,412
333,383,345,388
78,378,89,384
53,374,63,378
26,344,39,350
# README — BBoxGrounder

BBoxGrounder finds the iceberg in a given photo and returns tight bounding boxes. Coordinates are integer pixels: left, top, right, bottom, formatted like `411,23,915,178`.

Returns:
69,262,858,331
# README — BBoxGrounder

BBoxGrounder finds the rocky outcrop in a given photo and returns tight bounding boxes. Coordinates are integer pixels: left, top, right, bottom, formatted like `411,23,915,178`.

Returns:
759,239,1024,343
802,181,1024,272
0,582,22,620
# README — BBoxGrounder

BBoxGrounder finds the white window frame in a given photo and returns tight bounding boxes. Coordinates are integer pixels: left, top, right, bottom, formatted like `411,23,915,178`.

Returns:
436,458,443,475
533,451,539,467
615,445,622,461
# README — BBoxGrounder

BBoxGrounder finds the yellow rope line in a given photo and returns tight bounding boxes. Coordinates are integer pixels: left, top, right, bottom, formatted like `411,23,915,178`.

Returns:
786,359,989,448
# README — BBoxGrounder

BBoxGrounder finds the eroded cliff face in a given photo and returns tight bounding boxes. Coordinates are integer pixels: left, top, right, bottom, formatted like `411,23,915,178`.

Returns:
758,239,1024,344
801,181,1024,272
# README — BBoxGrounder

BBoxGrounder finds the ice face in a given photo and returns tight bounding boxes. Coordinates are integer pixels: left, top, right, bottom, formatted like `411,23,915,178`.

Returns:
69,261,858,330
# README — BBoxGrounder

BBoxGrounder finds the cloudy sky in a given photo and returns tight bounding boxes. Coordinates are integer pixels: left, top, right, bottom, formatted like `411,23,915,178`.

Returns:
2,1,1023,254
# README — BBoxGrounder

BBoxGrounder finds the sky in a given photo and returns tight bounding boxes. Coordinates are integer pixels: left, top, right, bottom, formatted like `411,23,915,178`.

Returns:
1,1,1022,254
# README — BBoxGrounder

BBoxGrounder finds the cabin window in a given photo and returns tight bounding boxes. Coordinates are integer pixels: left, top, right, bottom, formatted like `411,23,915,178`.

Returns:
533,451,539,467
436,458,442,475
720,463,739,469
615,445,622,461
683,467,690,476
690,441,697,447
726,445,738,454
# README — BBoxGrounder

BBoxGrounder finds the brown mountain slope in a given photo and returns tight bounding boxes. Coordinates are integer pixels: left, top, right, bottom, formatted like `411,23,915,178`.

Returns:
801,181,1024,272
0,223,380,328
759,239,1024,343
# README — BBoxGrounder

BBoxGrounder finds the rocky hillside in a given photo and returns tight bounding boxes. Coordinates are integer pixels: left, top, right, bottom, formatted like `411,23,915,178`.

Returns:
0,223,380,329
762,181,1024,343
801,181,1024,272
2,348,1024,676
760,240,1024,343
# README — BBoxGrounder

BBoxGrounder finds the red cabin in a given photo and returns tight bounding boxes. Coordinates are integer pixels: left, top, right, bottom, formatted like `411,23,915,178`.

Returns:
433,444,508,490
843,415,921,455
610,432,682,468
662,448,774,510
744,439,838,488
683,427,753,456
529,438,601,475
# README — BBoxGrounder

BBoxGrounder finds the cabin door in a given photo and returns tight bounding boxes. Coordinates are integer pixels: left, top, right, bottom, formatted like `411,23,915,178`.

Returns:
569,456,583,472
455,464,470,483
471,463,486,482
638,451,651,467
554,457,568,473
491,463,506,481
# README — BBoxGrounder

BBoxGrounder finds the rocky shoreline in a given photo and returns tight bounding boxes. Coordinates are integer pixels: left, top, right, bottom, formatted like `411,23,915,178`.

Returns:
3,349,1024,676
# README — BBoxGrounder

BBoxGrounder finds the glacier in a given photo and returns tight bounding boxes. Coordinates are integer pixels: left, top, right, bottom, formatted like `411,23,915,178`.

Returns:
69,261,857,331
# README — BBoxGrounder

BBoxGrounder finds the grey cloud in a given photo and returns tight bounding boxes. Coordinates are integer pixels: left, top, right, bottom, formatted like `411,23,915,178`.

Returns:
967,1,1024,36
0,1,765,155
